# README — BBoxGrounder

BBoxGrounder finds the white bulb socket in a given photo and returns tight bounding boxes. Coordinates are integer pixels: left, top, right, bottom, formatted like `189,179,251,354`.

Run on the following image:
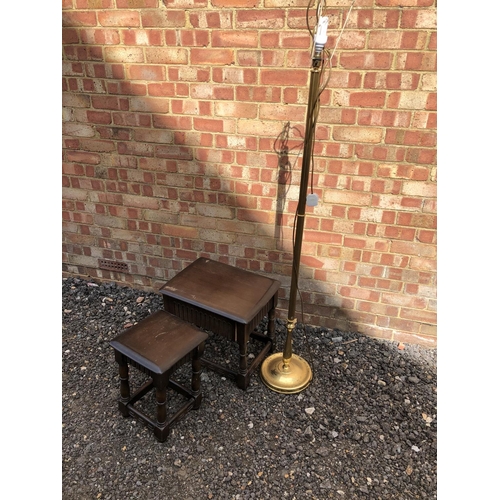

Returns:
314,16,329,51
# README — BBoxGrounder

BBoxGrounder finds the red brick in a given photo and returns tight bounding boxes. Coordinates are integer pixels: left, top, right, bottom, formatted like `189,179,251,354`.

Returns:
236,9,285,29
113,112,152,128
141,10,186,28
340,52,393,70
339,286,380,302
401,8,437,29
189,11,232,29
280,32,310,49
212,0,258,6
349,92,386,107
98,10,140,27
179,29,210,47
153,115,192,130
123,29,163,46
63,28,79,44
212,30,258,48
344,237,367,249
128,65,165,81
261,69,308,86
63,11,97,27
377,0,434,5
213,67,257,85
237,209,274,224
417,230,436,244
386,318,420,334
116,0,157,7
80,28,120,45
214,101,257,119
428,32,437,50
148,82,176,97
191,48,234,65
91,96,128,111
368,31,402,49
397,52,436,71
66,151,101,165
145,47,188,64
236,86,280,103
76,0,114,7
400,308,436,324
193,118,224,132
117,141,154,157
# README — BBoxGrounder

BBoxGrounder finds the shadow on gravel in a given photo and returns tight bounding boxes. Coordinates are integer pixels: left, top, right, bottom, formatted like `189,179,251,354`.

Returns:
62,277,437,500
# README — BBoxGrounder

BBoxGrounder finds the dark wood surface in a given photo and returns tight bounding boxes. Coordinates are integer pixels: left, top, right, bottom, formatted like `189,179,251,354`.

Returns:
160,258,281,323
110,310,208,374
110,310,208,442
159,258,281,390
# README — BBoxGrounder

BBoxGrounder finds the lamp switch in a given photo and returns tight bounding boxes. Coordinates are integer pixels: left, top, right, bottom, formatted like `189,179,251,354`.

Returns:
306,193,319,206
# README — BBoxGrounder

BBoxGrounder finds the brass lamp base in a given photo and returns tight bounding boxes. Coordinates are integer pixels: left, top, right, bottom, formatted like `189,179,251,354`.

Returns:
260,352,313,394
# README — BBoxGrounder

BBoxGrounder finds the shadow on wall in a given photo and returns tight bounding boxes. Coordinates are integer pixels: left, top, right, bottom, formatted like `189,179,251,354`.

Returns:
273,121,301,248
61,9,359,337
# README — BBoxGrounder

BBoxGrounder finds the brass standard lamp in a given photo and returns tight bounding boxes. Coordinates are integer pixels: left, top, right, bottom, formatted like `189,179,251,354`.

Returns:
261,14,329,394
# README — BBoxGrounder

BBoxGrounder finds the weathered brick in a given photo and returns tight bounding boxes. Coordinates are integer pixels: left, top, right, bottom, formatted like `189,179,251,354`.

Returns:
128,65,165,81
212,30,259,48
63,11,98,27
191,48,234,65
145,47,188,64
98,10,140,27
333,126,384,144
236,9,285,29
189,10,232,29
261,69,308,86
141,10,186,28
103,47,144,64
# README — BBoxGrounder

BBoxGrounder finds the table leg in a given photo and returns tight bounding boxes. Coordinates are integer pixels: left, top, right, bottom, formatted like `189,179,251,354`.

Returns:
237,325,249,390
156,380,167,427
116,354,130,417
192,342,204,409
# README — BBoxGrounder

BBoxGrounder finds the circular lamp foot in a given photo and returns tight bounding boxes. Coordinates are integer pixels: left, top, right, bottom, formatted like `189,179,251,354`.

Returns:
260,352,313,394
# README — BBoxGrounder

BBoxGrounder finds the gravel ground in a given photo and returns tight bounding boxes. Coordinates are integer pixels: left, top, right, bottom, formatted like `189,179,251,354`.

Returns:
62,276,437,500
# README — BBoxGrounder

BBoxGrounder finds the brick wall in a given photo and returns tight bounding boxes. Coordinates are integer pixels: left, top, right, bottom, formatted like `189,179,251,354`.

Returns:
62,0,437,347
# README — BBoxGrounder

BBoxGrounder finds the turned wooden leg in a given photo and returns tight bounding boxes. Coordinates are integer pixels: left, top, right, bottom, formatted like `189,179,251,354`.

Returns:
237,325,249,390
155,380,167,427
154,378,170,443
192,342,204,409
116,353,130,417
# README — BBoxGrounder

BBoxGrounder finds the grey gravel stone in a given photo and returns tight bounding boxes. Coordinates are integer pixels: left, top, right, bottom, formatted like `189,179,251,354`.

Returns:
62,277,437,500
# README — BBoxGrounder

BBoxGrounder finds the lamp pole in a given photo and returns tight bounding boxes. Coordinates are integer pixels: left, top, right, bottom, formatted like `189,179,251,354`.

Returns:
260,41,325,394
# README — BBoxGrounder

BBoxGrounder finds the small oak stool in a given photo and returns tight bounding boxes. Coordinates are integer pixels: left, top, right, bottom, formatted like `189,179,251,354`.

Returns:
110,310,208,442
160,258,281,390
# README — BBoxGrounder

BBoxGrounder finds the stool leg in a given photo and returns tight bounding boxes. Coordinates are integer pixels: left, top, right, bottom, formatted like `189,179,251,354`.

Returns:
192,342,205,409
153,378,169,443
237,325,249,390
155,379,167,427
116,354,130,417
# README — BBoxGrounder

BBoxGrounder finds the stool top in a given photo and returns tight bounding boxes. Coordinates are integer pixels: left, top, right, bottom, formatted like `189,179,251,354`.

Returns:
159,258,281,324
109,310,208,375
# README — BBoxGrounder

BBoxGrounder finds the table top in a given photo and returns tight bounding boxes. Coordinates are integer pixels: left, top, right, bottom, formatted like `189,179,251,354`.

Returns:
110,310,208,375
160,258,281,324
